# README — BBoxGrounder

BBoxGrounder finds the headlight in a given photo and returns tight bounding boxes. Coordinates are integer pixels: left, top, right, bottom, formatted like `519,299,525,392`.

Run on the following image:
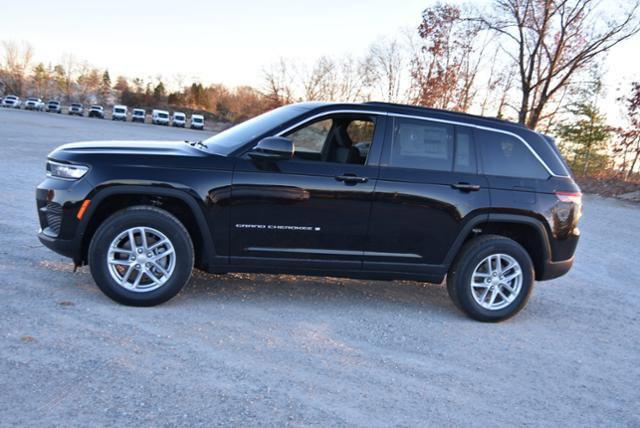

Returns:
46,161,89,180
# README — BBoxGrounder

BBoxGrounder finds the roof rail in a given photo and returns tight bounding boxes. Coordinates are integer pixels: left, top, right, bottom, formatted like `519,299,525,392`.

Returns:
363,101,524,128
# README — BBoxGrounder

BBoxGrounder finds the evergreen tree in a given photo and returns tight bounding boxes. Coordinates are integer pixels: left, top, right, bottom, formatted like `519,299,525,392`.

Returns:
99,70,112,104
557,103,611,176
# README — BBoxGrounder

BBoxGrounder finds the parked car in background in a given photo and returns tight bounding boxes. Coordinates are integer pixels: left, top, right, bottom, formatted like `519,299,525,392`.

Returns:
24,97,45,111
69,103,84,116
47,100,62,113
88,105,105,119
172,112,186,127
2,95,21,108
131,108,146,123
190,114,204,130
152,109,170,125
112,105,128,121
34,101,582,320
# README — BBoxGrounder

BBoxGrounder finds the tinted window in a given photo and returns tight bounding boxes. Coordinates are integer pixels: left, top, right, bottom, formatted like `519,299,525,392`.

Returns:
454,127,476,174
476,130,548,179
390,118,454,171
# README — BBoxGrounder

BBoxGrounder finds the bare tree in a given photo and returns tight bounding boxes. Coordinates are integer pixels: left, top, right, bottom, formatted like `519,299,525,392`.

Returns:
363,37,406,102
615,81,640,179
410,4,486,111
263,58,295,108
59,54,77,102
0,41,34,95
477,0,640,129
300,56,336,101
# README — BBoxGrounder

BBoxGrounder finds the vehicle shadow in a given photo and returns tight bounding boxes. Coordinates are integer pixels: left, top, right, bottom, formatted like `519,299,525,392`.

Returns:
175,269,459,317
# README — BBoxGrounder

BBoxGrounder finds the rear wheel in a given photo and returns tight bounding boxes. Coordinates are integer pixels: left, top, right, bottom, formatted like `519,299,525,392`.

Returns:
89,206,194,306
447,235,534,322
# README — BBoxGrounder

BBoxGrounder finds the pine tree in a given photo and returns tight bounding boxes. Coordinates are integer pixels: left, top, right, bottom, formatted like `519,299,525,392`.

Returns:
557,103,611,176
99,70,112,104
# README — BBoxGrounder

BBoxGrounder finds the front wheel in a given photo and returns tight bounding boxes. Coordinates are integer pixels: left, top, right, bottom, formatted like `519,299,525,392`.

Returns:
447,235,534,322
89,206,194,306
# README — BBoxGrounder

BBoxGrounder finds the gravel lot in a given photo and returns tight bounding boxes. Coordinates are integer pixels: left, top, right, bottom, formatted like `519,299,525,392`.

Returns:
0,108,639,427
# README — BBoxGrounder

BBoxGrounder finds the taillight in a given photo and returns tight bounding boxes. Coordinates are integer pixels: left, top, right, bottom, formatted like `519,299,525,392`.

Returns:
555,191,582,204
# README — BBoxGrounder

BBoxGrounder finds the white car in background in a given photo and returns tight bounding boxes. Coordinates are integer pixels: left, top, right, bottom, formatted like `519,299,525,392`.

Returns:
88,105,105,118
24,97,45,111
152,109,170,125
190,114,204,130
69,103,84,116
131,108,146,123
46,100,62,113
172,112,186,127
112,105,128,121
2,95,21,108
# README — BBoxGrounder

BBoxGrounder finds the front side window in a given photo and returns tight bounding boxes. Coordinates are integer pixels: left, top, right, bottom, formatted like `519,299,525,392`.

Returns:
286,119,332,155
476,130,549,179
390,118,454,171
283,115,376,165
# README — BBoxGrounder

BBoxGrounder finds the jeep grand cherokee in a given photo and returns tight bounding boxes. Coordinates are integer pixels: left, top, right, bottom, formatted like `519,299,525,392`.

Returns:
36,102,581,321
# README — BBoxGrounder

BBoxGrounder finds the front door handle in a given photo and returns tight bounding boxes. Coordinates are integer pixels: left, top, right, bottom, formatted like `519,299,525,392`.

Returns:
451,182,481,191
335,174,368,184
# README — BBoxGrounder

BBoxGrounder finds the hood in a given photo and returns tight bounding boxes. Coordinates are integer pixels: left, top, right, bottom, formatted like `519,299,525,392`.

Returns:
53,140,207,157
48,140,232,177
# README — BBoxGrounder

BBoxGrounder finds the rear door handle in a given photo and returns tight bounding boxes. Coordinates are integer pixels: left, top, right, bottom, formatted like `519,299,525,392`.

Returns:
335,175,368,184
451,182,481,191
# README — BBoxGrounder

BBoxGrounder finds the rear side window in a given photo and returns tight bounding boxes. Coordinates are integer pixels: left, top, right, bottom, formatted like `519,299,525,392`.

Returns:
390,118,454,171
476,130,549,179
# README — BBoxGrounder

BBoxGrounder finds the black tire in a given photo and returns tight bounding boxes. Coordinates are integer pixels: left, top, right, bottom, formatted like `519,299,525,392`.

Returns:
88,206,194,306
446,235,534,322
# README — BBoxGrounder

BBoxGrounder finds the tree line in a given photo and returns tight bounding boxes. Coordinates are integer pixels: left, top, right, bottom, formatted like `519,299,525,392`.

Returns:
1,0,640,180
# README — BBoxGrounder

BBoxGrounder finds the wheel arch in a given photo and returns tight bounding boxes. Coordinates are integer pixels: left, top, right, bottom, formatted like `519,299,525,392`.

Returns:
77,185,215,271
444,213,551,281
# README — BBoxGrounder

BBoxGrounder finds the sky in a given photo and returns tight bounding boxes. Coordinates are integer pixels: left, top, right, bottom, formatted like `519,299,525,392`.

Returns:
2,0,639,123
1,0,429,85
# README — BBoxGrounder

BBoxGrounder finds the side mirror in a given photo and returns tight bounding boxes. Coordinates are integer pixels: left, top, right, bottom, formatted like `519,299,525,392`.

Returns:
249,137,294,161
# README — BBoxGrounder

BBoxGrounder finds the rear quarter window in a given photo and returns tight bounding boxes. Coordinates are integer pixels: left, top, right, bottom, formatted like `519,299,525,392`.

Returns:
476,129,549,179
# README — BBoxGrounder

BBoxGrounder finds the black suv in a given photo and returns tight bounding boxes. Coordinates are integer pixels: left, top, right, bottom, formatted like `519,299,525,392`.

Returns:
36,102,581,321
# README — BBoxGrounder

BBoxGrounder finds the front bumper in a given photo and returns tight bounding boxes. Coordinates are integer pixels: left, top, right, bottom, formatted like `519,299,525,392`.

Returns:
36,177,93,263
38,232,75,259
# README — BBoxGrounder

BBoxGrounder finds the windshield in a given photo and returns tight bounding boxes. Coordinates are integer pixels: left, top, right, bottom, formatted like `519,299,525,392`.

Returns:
202,105,309,155
71,104,81,108
115,108,125,113
134,110,144,115
159,113,168,118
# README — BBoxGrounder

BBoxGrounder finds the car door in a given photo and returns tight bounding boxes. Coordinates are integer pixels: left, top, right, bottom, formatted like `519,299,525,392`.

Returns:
364,116,490,278
229,112,386,271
